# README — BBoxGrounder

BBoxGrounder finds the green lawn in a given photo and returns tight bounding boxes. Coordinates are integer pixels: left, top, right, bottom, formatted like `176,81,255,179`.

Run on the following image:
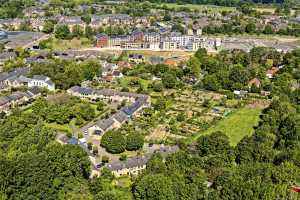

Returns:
162,3,236,12
50,38,93,50
190,107,262,146
119,77,153,88
45,123,72,133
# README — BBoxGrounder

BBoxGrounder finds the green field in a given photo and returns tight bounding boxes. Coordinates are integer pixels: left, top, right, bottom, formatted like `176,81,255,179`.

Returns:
49,38,93,50
190,107,262,146
46,123,72,133
162,3,236,12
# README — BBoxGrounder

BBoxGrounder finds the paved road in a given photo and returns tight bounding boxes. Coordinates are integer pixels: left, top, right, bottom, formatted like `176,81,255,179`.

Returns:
22,34,51,49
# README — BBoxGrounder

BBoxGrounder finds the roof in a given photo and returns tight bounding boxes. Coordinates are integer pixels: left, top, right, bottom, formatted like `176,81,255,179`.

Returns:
26,86,41,97
7,91,27,101
18,75,32,83
129,54,144,59
96,33,108,38
0,67,28,82
0,52,17,60
112,70,121,76
157,145,179,155
121,100,144,116
266,67,279,76
112,111,129,123
68,137,78,145
56,133,68,144
248,78,261,87
0,96,10,106
68,86,94,95
46,79,54,86
95,118,115,131
107,155,150,171
32,75,49,81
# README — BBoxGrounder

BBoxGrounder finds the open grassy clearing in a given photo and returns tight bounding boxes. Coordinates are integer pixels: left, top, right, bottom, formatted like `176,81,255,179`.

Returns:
49,38,93,50
119,76,154,88
190,107,262,146
161,3,236,12
46,123,72,133
255,7,276,13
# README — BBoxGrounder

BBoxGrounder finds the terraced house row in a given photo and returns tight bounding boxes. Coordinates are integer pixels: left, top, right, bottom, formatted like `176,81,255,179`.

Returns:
67,86,151,135
0,87,41,113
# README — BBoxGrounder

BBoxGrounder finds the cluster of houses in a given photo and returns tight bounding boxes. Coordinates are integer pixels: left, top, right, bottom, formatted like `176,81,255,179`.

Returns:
98,60,124,82
67,86,150,135
0,87,40,113
107,145,179,177
0,67,55,91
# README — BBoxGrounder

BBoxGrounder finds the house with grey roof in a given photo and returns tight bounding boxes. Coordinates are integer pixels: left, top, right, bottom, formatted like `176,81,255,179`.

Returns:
68,86,150,135
0,88,41,113
0,96,11,112
86,118,116,135
107,155,150,177
111,110,129,124
0,52,17,65
0,68,55,91
67,86,94,98
58,16,85,31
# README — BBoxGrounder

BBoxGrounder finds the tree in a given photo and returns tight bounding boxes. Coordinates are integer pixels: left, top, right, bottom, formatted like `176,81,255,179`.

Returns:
55,25,71,39
81,15,91,24
72,25,83,38
263,25,274,34
95,191,118,200
101,131,126,154
153,81,163,92
102,155,109,163
245,23,256,34
119,154,127,161
76,104,95,121
126,132,144,151
186,57,201,77
197,131,234,162
203,74,221,91
133,174,176,200
162,73,177,88
43,21,54,33
85,25,94,39
93,146,98,156
195,48,207,61
96,100,105,112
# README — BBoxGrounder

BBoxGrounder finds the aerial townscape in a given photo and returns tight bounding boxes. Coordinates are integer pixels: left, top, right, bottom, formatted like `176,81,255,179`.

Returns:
0,0,300,199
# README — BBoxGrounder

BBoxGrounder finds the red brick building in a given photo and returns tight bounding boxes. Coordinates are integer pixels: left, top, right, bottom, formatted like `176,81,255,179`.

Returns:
96,34,109,48
131,31,144,42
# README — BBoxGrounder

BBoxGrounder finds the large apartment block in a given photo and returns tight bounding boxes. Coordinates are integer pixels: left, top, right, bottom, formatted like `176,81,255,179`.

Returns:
96,31,220,51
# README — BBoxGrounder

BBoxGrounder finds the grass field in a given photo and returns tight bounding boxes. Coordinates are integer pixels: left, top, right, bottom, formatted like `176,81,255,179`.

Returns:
46,123,72,133
119,76,153,88
255,7,276,13
50,38,93,50
190,107,262,146
162,3,236,12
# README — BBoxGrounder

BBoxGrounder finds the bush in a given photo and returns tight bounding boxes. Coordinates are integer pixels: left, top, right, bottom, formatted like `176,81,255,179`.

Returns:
102,155,109,163
119,154,127,161
101,131,126,154
92,147,98,156
126,132,144,151
153,82,163,92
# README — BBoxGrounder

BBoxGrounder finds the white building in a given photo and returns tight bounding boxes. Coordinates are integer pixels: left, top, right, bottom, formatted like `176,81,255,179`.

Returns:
27,75,55,91
161,40,178,50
